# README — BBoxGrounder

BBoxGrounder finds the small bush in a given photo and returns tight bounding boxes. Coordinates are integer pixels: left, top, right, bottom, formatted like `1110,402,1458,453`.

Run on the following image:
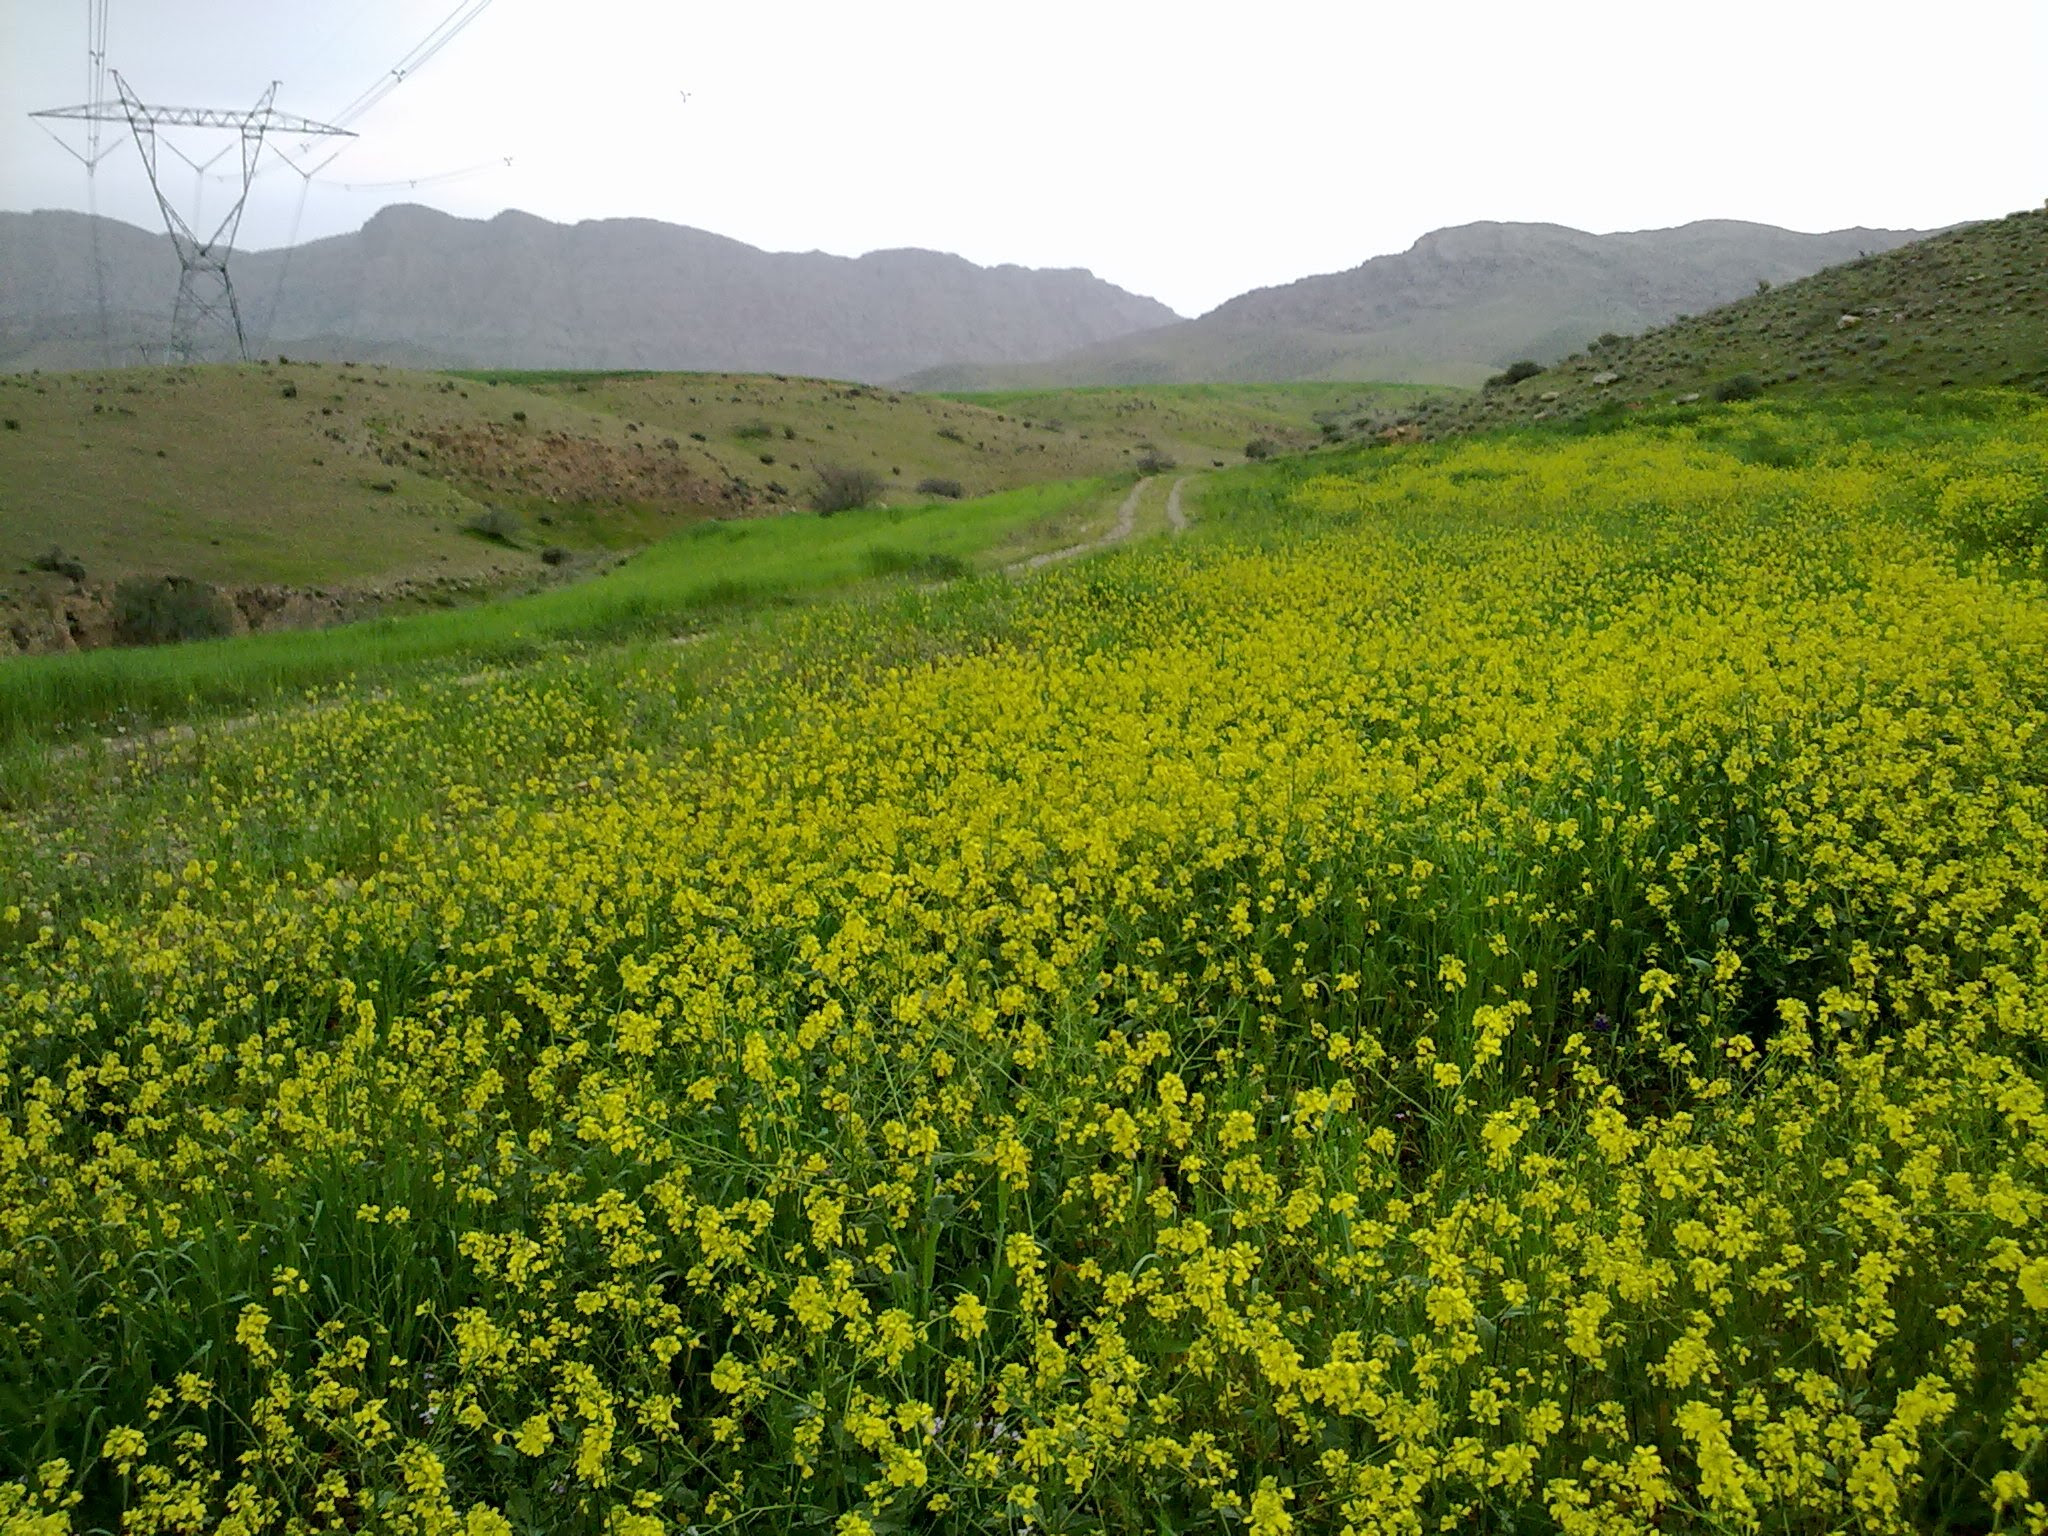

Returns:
511,410,527,423
1484,360,1545,390
916,477,965,499
280,382,298,399
1713,373,1765,403
1936,464,2048,553
936,426,966,444
812,464,885,514
782,425,797,441
112,575,234,646
733,419,776,441
540,546,571,566
862,547,970,581
1244,437,1278,460
1136,449,1177,474
689,431,708,443
465,507,523,544
31,547,86,582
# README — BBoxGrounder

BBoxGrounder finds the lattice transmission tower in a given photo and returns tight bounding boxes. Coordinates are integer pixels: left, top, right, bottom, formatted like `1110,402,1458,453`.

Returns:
32,73,353,362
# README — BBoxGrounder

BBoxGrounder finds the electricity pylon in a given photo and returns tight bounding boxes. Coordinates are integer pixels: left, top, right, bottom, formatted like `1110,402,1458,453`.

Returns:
32,73,353,362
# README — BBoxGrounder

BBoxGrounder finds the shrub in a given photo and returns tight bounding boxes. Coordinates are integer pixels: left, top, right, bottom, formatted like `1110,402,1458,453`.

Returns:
540,546,571,567
733,419,776,442
280,382,298,399
1714,373,1765,403
30,547,86,582
3,418,18,430
916,477,965,499
812,464,884,514
689,431,707,443
1935,463,2048,553
1244,438,1278,460
862,547,969,581
511,410,527,423
1485,360,1545,390
465,507,523,544
112,575,235,646
1136,449,1177,474
936,426,966,444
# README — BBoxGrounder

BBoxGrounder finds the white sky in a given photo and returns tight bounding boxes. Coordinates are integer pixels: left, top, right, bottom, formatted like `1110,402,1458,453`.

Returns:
4,0,2044,318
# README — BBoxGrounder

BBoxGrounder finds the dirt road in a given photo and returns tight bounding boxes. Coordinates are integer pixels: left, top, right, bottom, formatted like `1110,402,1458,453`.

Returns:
1012,477,1150,574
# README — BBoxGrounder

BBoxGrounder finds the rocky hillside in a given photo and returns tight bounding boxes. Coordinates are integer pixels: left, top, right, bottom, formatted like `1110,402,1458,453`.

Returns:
1396,205,2048,439
0,205,1181,381
906,220,1931,390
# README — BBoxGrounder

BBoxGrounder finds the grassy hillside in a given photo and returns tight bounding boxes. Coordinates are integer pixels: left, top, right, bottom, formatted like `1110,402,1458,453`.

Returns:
0,365,1394,654
6,392,2048,1533
1409,206,2048,438
929,380,1415,453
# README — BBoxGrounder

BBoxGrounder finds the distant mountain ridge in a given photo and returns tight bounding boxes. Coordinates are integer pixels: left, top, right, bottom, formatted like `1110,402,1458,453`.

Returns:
902,220,1934,390
0,205,1182,380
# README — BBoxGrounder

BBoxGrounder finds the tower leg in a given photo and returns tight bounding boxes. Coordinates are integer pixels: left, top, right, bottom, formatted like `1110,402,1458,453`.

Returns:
169,260,244,364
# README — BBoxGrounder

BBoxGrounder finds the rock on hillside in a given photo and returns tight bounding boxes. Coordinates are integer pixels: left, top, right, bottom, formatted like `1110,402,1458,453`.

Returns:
905,219,1931,390
0,205,1181,382
1408,205,2048,438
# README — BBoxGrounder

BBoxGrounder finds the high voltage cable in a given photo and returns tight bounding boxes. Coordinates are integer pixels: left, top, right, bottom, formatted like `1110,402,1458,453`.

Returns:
324,0,496,134
253,3,504,347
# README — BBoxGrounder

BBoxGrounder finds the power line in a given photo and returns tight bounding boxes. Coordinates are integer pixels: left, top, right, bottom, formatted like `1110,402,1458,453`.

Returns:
326,0,496,132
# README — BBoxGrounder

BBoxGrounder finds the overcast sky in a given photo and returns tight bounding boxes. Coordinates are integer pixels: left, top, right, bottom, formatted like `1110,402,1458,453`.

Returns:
5,0,2044,317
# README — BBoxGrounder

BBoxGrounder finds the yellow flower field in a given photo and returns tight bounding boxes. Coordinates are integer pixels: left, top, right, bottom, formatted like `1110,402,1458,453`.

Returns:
5,395,2048,1533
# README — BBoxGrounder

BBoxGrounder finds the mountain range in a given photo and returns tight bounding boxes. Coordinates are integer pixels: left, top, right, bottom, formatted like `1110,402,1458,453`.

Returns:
0,206,1933,386
0,204,1179,379
903,220,1933,390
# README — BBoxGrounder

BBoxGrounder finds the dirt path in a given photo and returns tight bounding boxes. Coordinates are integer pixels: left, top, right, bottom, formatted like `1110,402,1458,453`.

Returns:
1166,476,1190,534
1011,477,1151,574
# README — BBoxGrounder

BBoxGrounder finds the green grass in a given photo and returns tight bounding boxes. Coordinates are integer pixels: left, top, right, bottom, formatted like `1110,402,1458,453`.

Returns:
937,380,1433,453
0,476,1125,774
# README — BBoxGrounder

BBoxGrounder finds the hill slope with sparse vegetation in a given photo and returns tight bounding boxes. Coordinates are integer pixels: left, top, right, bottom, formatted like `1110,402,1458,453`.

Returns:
1395,206,2048,439
0,362,1417,655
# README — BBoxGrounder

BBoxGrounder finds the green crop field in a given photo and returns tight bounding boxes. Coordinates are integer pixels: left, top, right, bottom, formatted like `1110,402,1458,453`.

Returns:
6,382,2048,1533
0,473,1146,780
